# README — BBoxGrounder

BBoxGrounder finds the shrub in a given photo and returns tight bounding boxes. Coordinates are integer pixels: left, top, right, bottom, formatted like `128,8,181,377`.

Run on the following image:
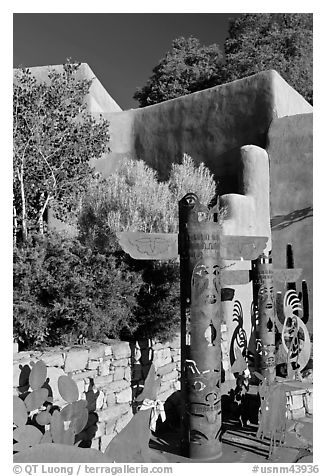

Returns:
13,232,142,349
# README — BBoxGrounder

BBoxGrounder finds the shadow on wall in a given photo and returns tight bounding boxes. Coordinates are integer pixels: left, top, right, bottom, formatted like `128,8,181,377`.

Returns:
271,207,313,231
129,339,154,414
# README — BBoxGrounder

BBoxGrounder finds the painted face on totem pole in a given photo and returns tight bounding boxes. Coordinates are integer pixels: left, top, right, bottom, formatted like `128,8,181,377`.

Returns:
258,283,274,310
192,261,220,304
258,282,275,332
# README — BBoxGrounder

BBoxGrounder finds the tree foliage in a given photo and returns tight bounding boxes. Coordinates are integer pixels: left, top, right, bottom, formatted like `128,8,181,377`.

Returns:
133,14,312,107
13,61,110,241
223,13,313,104
13,232,142,349
133,36,224,107
14,155,219,349
78,154,219,342
78,153,217,242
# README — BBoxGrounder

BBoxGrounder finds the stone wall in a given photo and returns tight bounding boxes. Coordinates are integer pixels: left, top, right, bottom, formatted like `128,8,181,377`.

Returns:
13,334,313,453
286,387,313,420
13,337,181,452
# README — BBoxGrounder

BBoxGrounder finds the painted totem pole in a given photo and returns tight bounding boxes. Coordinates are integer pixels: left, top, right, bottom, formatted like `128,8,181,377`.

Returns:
178,194,268,459
253,254,304,382
179,193,223,460
252,255,276,383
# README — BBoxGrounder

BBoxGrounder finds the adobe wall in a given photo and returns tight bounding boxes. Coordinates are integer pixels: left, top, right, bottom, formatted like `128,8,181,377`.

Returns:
95,70,312,187
267,114,313,333
21,63,122,115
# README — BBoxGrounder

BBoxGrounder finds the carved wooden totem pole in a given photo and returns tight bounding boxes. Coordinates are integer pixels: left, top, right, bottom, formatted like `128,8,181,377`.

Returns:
118,193,268,461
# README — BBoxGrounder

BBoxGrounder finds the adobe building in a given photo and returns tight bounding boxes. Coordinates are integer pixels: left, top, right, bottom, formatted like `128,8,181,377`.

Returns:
26,63,313,334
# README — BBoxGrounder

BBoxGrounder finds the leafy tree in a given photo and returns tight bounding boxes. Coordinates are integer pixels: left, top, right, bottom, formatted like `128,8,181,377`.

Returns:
13,232,142,349
223,13,313,104
133,36,224,107
133,14,312,107
13,61,110,242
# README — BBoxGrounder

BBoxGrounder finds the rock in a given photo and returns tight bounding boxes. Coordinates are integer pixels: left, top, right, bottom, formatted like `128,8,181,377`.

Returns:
110,342,130,360
64,348,89,373
157,362,175,376
74,378,85,397
110,358,129,368
99,360,111,376
303,393,313,414
173,380,181,391
91,438,100,450
153,348,171,367
116,388,132,404
288,407,306,420
86,360,101,371
124,367,131,382
104,345,113,357
287,394,304,411
96,390,105,410
72,370,97,382
113,367,125,381
171,349,181,360
105,379,130,394
87,343,107,360
39,351,65,368
98,404,130,423
93,375,114,389
106,393,116,405
94,421,106,439
161,370,179,382
105,419,117,436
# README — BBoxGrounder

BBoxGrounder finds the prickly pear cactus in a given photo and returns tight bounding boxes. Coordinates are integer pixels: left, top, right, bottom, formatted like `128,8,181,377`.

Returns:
13,359,90,455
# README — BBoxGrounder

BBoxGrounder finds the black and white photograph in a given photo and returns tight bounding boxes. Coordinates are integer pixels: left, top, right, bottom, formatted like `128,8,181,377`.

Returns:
9,3,318,473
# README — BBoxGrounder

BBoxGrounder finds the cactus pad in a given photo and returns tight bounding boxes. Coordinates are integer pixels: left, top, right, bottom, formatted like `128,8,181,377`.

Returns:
24,388,49,412
29,360,47,390
13,396,28,427
13,425,43,446
58,375,79,403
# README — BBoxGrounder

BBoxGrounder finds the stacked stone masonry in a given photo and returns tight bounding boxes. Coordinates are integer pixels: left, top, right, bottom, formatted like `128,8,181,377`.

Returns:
13,337,181,452
286,388,313,420
13,332,312,451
